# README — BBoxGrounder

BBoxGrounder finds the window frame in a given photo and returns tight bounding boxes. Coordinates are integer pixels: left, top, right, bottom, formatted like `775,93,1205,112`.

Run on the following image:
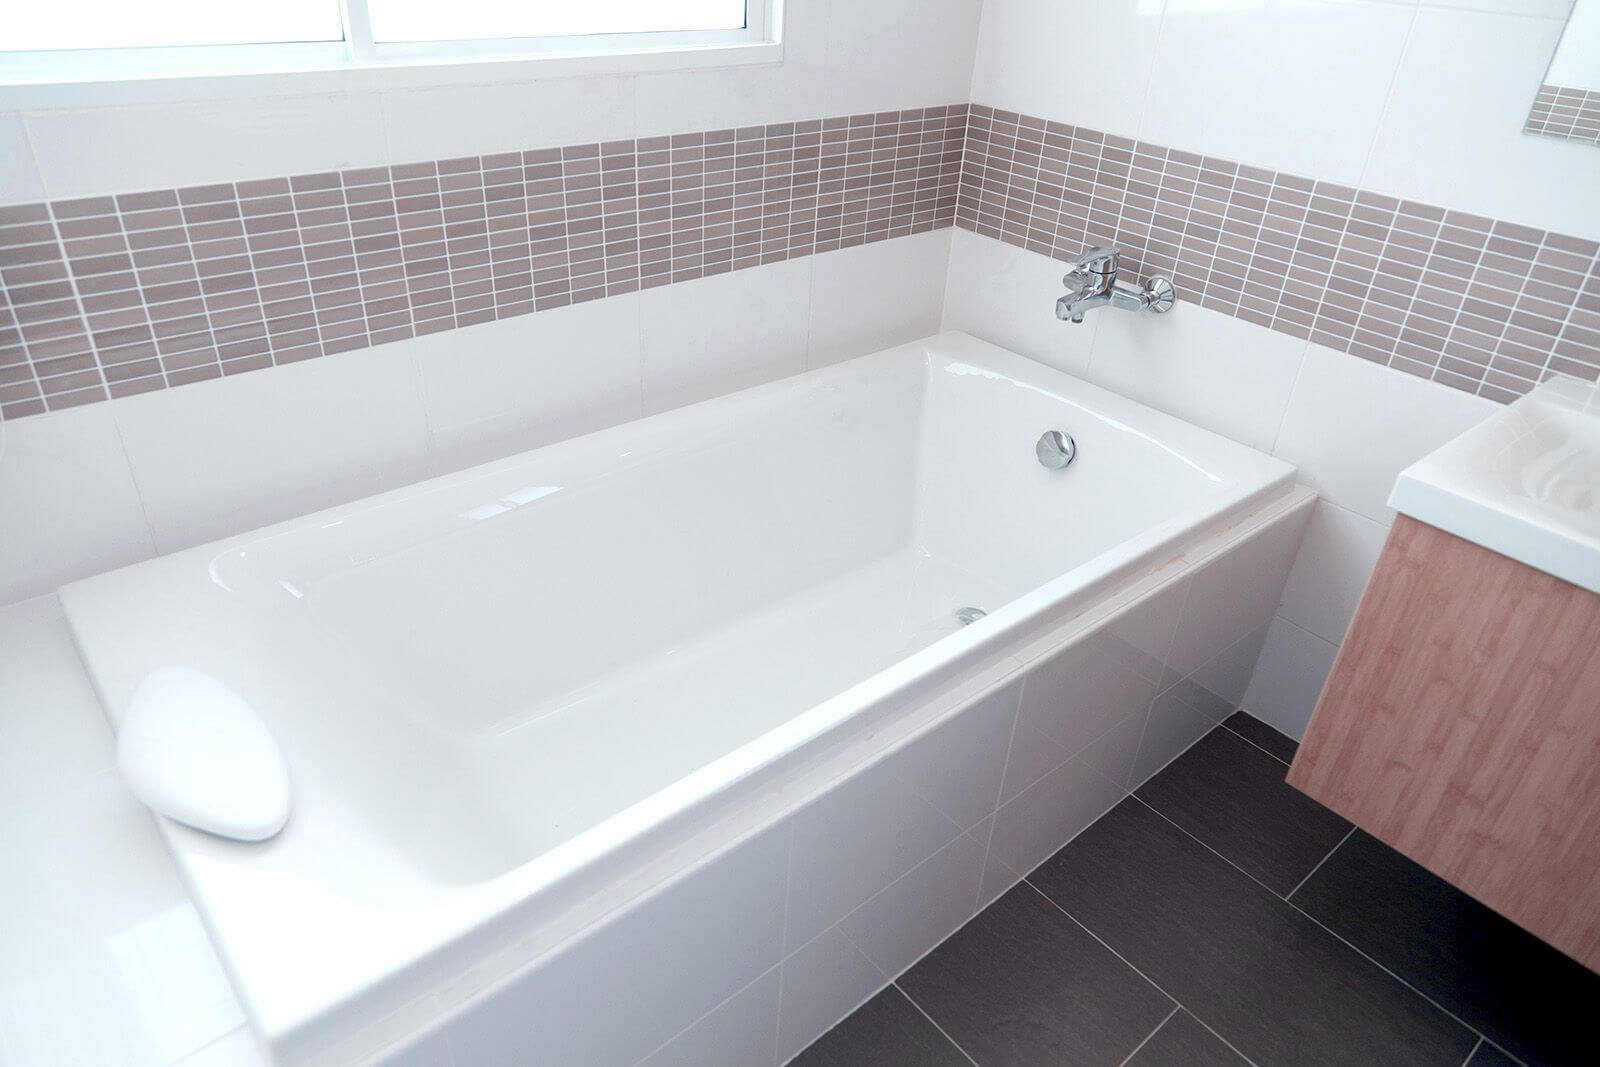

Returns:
0,0,781,111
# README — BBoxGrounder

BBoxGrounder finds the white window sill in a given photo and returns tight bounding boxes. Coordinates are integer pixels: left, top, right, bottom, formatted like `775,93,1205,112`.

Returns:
0,37,784,111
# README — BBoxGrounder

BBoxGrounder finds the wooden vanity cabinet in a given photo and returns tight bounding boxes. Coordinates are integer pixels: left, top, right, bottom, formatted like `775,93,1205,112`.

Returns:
1287,514,1600,972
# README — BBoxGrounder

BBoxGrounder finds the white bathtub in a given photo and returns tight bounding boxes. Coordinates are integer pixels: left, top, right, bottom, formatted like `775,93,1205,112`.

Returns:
62,332,1311,1064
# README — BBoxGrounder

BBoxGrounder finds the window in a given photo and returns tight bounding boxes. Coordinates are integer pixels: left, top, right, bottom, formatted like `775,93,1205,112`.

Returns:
0,1,769,97
366,2,747,45
8,2,343,52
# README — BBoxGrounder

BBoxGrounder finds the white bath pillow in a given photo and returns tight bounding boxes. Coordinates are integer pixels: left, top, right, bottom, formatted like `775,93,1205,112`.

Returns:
117,666,291,842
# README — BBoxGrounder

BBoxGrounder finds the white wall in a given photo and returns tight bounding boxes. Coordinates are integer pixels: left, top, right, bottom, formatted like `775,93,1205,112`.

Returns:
0,0,981,204
960,0,1599,737
0,0,977,603
943,231,1495,739
1548,0,1600,91
0,224,952,605
970,0,1598,241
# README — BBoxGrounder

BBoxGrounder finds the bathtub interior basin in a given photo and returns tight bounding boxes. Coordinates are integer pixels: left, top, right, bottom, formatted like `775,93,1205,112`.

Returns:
59,331,1294,1060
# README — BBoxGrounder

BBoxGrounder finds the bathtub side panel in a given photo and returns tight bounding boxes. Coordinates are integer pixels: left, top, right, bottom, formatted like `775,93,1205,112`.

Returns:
1130,495,1314,785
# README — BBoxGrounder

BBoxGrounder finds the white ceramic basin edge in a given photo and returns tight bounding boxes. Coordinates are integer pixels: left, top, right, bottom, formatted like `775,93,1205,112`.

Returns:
1389,375,1600,595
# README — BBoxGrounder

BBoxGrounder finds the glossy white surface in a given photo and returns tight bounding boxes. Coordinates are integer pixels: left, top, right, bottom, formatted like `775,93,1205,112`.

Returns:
0,597,263,1067
940,235,1507,739
61,331,1294,1063
1,0,978,206
1390,375,1600,594
966,0,1599,242
0,231,956,605
118,667,292,843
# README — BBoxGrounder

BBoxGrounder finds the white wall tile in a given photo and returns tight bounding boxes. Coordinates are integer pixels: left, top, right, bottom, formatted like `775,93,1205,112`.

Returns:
413,296,643,476
1362,7,1598,238
836,824,988,980
1168,501,1312,678
0,597,118,807
640,258,813,415
970,0,1164,137
1131,679,1220,784
775,926,883,1065
26,94,389,199
1420,0,1573,17
1276,501,1388,644
815,0,983,116
941,228,1099,377
784,679,1019,951
445,822,787,1066
1242,616,1341,739
381,77,635,164
111,347,432,553
986,738,1127,885
1001,579,1184,804
639,968,780,1067
807,230,951,369
634,3,830,138
1183,624,1272,718
1271,343,1497,523
1085,301,1308,454
375,1028,453,1067
1141,0,1417,186
0,772,245,1065
0,405,155,605
172,1027,269,1067
0,114,44,205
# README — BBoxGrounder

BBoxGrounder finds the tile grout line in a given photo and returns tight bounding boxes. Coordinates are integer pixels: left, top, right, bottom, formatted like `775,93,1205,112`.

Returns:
1127,791,1491,1052
1216,717,1294,769
1462,1035,1484,1067
1114,1004,1179,1067
1017,878,1263,1067
889,982,982,1067
1286,824,1356,901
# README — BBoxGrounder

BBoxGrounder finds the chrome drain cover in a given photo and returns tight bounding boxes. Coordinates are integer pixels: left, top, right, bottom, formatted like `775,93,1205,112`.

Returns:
956,606,987,626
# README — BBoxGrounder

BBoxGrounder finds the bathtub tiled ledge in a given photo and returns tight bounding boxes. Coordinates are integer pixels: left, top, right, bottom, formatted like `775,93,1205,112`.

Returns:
0,594,264,1067
0,484,1315,1066
343,484,1317,1064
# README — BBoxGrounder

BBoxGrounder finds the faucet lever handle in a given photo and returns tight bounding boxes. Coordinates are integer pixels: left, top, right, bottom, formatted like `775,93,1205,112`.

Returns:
1064,246,1120,278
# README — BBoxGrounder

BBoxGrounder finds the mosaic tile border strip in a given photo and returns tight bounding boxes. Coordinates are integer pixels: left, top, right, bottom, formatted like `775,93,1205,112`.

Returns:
0,104,968,419
956,104,1600,404
1525,84,1600,147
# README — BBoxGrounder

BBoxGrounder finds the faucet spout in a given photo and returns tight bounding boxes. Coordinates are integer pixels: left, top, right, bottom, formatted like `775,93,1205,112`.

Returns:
1056,246,1175,323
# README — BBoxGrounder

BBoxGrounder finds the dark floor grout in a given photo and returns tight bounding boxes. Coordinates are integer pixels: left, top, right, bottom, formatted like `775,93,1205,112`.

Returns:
814,719,1544,1067
1286,824,1356,901
1125,792,1494,1057
1219,713,1295,768
1115,1004,1179,1067
889,981,981,1067
1014,878,1263,1067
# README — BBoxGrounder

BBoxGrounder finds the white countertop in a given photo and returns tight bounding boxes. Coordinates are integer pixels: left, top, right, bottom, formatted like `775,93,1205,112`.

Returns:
1389,375,1600,595
0,595,265,1067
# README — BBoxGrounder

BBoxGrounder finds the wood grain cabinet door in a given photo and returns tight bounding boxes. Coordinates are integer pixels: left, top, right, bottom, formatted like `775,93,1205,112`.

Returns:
1287,515,1600,972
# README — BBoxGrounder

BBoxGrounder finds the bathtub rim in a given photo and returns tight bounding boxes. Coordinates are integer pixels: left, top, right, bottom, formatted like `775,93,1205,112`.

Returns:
57,330,1300,1061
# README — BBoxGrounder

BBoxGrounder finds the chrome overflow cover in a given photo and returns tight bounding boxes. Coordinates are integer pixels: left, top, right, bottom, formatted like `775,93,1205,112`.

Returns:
1037,429,1076,470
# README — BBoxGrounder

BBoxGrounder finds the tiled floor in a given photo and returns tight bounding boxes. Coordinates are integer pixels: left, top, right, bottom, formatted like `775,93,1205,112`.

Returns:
794,712,1600,1067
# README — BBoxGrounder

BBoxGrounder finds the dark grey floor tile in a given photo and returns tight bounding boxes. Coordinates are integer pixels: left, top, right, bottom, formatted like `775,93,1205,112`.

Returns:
1135,724,1350,894
1223,709,1299,765
1127,1009,1247,1066
1030,799,1477,1067
1465,1040,1521,1067
1293,830,1600,1066
899,882,1172,1065
792,986,969,1067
